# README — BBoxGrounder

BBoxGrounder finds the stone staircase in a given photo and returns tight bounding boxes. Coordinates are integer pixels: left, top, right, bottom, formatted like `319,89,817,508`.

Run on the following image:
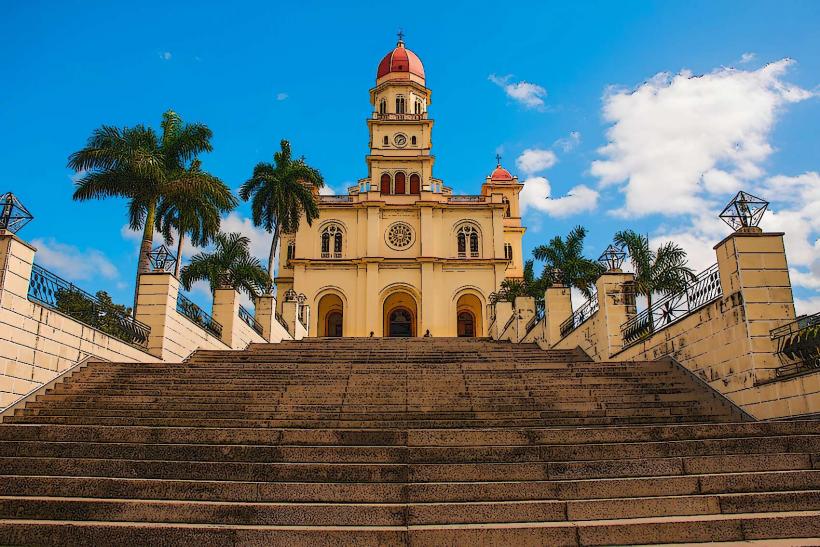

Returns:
0,337,818,545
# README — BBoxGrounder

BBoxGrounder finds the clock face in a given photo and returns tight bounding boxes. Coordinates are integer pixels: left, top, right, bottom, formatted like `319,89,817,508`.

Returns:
393,133,407,147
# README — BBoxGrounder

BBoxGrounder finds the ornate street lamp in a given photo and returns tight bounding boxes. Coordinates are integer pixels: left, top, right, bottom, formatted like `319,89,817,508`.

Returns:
719,191,768,232
0,193,33,234
598,244,626,271
283,288,297,302
147,245,177,273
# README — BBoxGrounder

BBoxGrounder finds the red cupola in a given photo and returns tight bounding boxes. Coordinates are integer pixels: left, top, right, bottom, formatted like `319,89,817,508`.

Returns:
376,36,425,82
490,165,514,182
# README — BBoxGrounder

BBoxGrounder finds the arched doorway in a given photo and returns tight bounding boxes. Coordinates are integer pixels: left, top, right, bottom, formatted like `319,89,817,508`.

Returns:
457,311,475,337
383,291,418,337
317,293,344,337
326,311,343,337
388,308,413,337
456,293,483,337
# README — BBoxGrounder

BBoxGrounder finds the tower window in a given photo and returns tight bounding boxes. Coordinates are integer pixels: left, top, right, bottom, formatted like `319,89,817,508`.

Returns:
379,98,386,114
411,136,417,146
286,240,295,263
394,172,406,194
457,225,480,258
380,173,391,194
504,243,513,261
414,99,422,114
396,96,406,114
502,196,511,218
409,173,420,194
321,224,343,258
383,135,388,146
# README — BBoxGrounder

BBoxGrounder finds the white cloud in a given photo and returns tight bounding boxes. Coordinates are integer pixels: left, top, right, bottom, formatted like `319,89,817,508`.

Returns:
31,238,119,282
554,131,581,152
160,51,172,61
795,296,820,316
319,185,335,196
519,176,599,217
276,92,288,101
219,212,272,262
489,74,547,109
516,148,557,175
739,52,756,64
591,59,814,218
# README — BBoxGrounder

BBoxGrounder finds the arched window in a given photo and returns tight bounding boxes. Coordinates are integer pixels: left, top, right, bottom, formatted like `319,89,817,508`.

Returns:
394,172,406,194
409,173,420,194
504,243,513,261
457,224,480,258
396,96,406,114
383,135,388,146
380,173,391,194
321,224,343,258
411,136,417,146
502,196,511,217
414,99,422,114
379,99,386,115
286,240,295,263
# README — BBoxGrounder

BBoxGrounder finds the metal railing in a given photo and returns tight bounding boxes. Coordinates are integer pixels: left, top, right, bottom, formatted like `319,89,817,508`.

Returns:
373,112,425,121
238,305,263,336
319,195,354,203
176,292,223,338
275,311,289,330
27,263,150,348
560,293,599,339
771,312,820,377
524,300,546,338
449,195,487,203
501,312,516,336
321,252,343,259
620,263,722,346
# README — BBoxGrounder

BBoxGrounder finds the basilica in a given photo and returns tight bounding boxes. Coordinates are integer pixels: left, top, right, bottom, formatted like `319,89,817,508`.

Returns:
274,37,527,338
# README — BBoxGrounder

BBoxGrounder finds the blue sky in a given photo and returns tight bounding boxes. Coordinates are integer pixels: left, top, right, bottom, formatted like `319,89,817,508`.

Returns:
2,1,818,313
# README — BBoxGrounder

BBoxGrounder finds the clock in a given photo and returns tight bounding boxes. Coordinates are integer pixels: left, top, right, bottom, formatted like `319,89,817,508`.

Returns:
393,133,407,147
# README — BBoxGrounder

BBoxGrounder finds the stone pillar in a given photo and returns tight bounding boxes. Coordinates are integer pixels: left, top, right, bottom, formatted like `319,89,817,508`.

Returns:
134,272,179,360
513,296,536,343
212,287,239,347
281,298,307,340
492,301,513,340
365,260,380,336
543,285,572,347
420,260,435,336
254,294,277,342
593,271,637,358
714,228,796,382
0,233,35,304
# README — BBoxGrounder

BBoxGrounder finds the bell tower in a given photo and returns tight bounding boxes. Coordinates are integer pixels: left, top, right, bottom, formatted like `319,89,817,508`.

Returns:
366,35,436,195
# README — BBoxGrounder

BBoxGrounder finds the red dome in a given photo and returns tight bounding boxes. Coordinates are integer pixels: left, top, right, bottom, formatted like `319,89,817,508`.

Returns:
490,166,514,181
377,40,425,80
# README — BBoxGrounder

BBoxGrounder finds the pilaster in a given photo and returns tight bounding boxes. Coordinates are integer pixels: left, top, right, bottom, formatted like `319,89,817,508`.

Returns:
544,285,572,347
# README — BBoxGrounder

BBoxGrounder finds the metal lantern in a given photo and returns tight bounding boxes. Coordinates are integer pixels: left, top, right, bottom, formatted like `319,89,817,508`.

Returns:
719,191,768,231
598,244,626,271
0,193,33,234
297,293,307,305
147,245,177,273
284,288,297,302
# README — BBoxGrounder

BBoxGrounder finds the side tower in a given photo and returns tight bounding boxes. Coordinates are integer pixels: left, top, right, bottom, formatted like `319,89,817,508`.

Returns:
482,158,526,279
365,35,440,195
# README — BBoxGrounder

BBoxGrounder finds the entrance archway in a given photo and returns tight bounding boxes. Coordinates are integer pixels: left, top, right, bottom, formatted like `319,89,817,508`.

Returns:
383,291,417,337
456,293,483,337
317,293,344,337
457,311,475,337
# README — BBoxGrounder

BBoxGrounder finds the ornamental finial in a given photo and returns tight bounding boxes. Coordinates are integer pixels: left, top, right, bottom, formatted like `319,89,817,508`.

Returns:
496,153,502,167
397,29,405,45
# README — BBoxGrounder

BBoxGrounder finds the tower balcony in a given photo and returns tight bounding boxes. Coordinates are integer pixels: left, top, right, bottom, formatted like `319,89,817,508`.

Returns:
372,112,427,121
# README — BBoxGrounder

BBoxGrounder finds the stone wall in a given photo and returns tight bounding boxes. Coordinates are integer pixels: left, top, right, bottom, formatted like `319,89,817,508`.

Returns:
0,234,159,408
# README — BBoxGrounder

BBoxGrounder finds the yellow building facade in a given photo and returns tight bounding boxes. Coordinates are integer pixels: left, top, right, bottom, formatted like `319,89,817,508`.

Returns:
275,38,526,337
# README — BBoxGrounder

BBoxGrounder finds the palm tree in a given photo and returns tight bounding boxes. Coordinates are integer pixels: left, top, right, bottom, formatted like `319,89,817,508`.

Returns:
68,110,214,305
491,260,544,304
532,226,604,299
613,229,697,310
239,140,323,278
155,159,237,277
179,232,271,298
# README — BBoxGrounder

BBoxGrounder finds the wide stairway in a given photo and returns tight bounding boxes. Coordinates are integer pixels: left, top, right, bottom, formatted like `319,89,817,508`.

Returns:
0,337,818,545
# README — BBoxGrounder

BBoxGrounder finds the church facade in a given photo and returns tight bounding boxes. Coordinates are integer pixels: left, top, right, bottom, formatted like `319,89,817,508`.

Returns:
275,38,526,337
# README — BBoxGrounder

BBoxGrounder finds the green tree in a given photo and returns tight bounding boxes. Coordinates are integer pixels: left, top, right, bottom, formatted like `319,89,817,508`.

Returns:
180,232,271,298
155,159,237,277
239,140,323,278
532,226,604,299
613,229,697,310
491,260,544,304
68,110,215,307
55,289,134,342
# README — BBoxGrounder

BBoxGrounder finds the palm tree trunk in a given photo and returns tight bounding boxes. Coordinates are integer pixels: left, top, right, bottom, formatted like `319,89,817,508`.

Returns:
174,232,184,278
133,201,157,315
267,222,280,282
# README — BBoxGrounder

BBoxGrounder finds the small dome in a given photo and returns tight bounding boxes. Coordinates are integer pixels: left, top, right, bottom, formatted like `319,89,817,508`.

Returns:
490,165,514,182
377,38,425,81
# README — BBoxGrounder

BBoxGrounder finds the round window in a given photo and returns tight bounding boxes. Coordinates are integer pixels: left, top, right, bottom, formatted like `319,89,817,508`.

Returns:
386,222,414,250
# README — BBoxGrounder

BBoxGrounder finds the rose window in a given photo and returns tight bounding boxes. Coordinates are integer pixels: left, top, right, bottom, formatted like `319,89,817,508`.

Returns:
386,222,414,249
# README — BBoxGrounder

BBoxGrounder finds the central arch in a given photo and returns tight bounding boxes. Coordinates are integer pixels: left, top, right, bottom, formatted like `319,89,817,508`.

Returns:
316,292,344,337
383,291,418,337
